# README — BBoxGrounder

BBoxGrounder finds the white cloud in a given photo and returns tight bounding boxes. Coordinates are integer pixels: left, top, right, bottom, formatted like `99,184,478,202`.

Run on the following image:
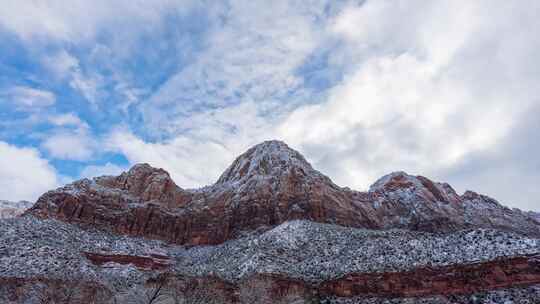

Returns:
41,50,103,106
69,72,102,106
41,113,96,161
2,0,540,211
0,141,59,202
41,130,96,161
276,0,540,203
0,0,194,43
4,2,194,108
107,102,276,187
41,50,79,80
48,113,89,129
107,130,230,187
123,0,540,212
141,0,333,137
80,162,127,179
2,86,56,110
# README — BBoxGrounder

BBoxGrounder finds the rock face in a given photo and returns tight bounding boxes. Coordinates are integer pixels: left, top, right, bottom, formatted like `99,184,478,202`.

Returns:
28,140,540,246
0,200,32,219
82,252,172,270
321,254,540,298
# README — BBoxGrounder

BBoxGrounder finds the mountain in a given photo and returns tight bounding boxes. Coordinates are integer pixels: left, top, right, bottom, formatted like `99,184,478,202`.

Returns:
0,200,32,219
2,140,540,303
28,140,540,245
528,211,540,223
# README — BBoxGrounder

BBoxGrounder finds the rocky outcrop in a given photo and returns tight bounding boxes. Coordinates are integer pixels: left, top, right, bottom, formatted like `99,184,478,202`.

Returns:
149,254,540,301
27,140,540,246
82,252,172,270
321,254,540,298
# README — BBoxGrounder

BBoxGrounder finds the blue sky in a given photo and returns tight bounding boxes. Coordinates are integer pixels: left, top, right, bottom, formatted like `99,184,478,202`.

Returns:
0,1,539,211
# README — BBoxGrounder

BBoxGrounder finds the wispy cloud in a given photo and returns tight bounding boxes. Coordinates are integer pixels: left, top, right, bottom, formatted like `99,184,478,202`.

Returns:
41,131,96,161
48,112,89,129
106,101,276,187
0,0,193,43
79,162,127,179
140,0,338,137
41,113,98,161
1,86,56,110
1,0,539,211
41,50,103,106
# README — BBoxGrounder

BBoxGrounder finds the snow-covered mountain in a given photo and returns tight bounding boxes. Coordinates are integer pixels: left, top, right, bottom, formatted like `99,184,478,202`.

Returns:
2,140,540,303
29,141,540,246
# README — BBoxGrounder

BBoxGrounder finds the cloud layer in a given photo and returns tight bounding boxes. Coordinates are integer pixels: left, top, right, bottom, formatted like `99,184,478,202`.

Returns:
0,1,539,210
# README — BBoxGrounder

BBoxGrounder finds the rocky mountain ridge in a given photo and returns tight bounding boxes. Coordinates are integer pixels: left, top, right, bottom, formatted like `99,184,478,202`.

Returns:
2,140,540,303
28,140,540,246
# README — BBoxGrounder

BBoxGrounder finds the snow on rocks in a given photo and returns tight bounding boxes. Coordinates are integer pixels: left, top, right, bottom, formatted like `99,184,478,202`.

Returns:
0,200,33,219
216,140,322,185
0,215,167,290
2,217,538,287
172,220,540,283
1,214,539,303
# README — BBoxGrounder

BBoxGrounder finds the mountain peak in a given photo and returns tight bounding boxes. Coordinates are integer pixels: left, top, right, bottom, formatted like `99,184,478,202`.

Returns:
94,162,182,203
369,171,421,192
369,171,462,205
216,140,317,184
126,163,169,176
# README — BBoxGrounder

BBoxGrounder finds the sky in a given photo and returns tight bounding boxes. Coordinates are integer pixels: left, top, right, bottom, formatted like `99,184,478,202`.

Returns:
0,1,539,211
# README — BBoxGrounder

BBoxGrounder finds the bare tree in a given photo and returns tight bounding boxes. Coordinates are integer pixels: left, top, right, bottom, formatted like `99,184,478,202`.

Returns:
113,274,170,304
164,276,223,304
238,277,318,304
28,277,110,304
238,278,272,304
111,274,227,304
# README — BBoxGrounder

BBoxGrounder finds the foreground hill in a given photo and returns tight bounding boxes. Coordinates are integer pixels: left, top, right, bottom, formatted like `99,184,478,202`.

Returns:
1,216,540,303
1,140,539,303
